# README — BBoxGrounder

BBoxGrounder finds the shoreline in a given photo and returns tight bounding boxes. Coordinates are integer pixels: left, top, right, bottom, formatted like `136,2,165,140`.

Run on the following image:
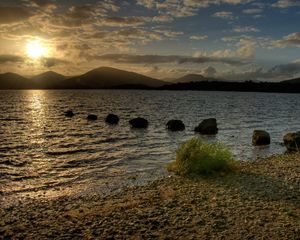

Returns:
1,153,299,239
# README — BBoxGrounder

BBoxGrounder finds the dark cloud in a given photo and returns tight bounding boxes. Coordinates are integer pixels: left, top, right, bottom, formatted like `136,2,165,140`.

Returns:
24,0,56,8
49,8,95,27
0,54,24,64
41,57,69,68
223,62,300,81
48,2,120,28
95,54,248,66
267,62,300,78
203,66,217,77
101,16,151,26
0,7,32,24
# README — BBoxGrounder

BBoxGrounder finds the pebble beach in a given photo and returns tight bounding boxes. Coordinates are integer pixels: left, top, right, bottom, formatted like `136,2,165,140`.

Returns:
1,153,299,239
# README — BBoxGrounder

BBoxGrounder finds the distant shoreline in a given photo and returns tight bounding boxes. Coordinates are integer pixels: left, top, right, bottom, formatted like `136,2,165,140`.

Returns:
1,87,300,94
1,153,299,239
1,67,300,93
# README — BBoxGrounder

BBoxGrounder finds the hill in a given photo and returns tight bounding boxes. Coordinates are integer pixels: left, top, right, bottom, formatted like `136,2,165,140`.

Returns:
31,71,68,89
61,67,167,89
280,77,300,84
0,72,33,89
175,74,206,83
0,68,300,92
174,74,222,83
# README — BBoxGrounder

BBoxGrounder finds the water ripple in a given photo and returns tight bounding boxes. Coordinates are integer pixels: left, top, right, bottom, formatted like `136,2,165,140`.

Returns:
0,90,299,202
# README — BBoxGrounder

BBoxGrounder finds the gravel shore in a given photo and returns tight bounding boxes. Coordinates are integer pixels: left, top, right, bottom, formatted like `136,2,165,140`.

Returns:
1,153,299,239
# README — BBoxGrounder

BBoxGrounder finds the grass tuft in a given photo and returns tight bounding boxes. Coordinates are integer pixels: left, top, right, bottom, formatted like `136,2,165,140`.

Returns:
168,137,235,176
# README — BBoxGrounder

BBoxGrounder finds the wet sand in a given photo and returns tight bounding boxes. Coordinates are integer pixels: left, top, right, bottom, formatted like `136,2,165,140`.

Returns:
1,153,299,239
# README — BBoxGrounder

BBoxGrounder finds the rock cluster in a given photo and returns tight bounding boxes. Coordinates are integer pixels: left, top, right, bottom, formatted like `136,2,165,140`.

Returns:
63,111,300,152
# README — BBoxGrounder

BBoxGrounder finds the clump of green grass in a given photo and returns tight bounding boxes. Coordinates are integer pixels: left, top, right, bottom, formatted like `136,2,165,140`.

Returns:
168,137,235,176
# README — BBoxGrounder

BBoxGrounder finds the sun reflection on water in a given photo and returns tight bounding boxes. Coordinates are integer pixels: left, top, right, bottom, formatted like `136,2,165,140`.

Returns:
26,91,47,143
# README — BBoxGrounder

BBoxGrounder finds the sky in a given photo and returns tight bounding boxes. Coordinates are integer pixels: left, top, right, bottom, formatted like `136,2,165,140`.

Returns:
0,0,300,81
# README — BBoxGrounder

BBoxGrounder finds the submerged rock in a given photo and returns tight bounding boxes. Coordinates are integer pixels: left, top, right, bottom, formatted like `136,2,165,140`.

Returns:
283,131,300,151
105,114,119,124
65,110,74,117
166,120,185,131
252,130,270,146
129,117,148,128
87,114,98,121
194,118,218,135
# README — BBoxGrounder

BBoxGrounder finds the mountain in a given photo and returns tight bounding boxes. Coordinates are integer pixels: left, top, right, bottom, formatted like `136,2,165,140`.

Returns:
32,71,67,82
0,67,167,89
1,67,300,92
162,77,176,82
0,72,33,89
31,71,67,88
280,77,300,84
174,74,221,83
175,74,206,83
61,67,167,89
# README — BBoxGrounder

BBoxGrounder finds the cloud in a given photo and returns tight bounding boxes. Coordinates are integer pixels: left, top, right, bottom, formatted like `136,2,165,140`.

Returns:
242,8,263,14
0,7,32,24
137,0,255,10
94,53,248,66
221,35,272,49
190,35,208,40
272,0,300,8
23,0,57,11
212,11,236,20
41,57,69,68
203,66,217,77
222,62,300,81
0,54,24,64
152,14,174,22
137,0,252,19
101,16,151,26
274,32,300,48
235,39,256,58
208,49,233,58
202,37,257,59
48,2,120,28
267,62,300,77
233,26,260,33
292,58,300,64
136,0,156,9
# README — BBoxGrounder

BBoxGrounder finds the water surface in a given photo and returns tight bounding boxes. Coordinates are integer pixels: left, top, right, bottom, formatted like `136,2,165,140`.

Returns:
0,90,299,205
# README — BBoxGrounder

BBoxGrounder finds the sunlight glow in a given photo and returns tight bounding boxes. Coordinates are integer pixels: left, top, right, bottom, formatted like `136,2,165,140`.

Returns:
26,40,47,59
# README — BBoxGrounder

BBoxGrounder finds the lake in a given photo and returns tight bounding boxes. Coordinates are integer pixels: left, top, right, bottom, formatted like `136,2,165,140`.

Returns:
0,90,299,205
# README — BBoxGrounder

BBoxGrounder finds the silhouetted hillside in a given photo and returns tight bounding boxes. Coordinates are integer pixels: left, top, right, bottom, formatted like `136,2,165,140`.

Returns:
280,77,300,84
0,73,33,89
172,74,225,83
61,67,167,89
31,71,67,89
1,67,300,92
159,80,300,93
175,74,206,83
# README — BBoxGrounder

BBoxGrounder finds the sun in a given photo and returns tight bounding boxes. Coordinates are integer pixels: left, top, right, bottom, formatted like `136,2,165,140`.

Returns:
26,40,47,59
